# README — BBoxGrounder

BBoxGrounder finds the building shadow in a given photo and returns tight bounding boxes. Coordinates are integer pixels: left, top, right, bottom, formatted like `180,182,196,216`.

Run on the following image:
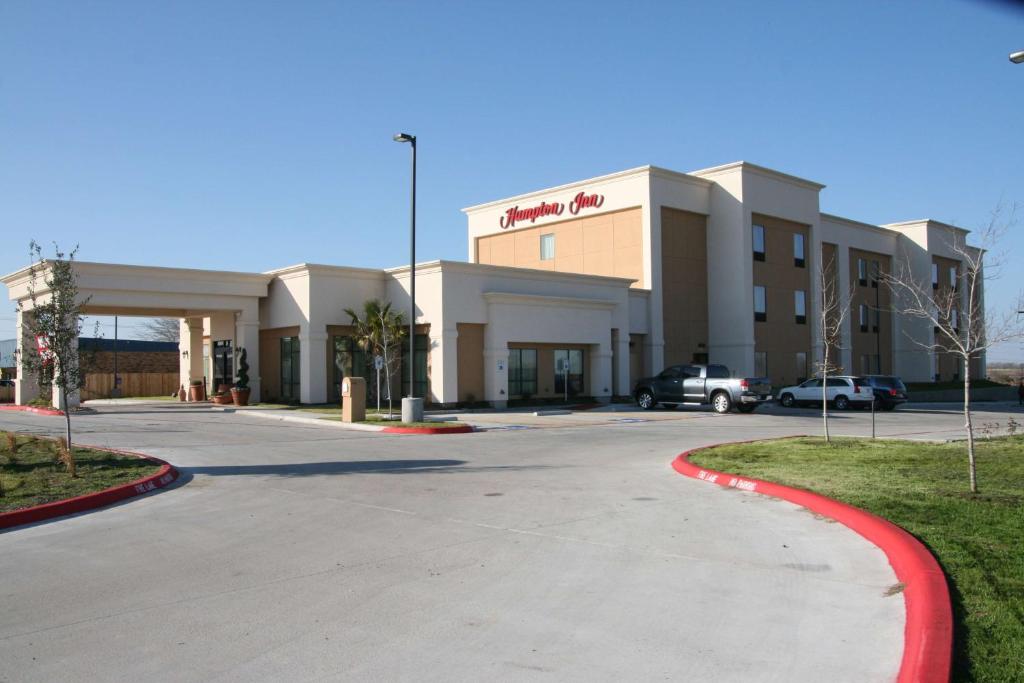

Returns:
180,459,556,478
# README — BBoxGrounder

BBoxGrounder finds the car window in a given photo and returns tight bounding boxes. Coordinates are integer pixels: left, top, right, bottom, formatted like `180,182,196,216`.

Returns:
659,366,682,379
680,365,701,379
801,379,822,388
825,378,848,387
853,377,871,387
706,365,730,379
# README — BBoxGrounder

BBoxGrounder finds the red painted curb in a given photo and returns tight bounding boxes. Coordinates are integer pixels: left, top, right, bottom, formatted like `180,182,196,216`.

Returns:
0,446,179,530
673,442,952,683
0,404,65,416
381,424,475,435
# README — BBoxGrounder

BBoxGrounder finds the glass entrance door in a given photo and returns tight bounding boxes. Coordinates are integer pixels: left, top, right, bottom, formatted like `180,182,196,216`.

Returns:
212,341,233,391
553,349,584,398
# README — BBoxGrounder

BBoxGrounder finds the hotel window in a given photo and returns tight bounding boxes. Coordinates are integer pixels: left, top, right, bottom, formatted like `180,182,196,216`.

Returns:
540,233,555,261
754,352,768,378
754,286,767,322
859,304,868,332
794,290,806,324
332,335,369,402
280,336,301,402
793,233,805,267
508,348,538,398
857,258,867,286
752,224,766,261
951,309,959,332
872,307,880,333
400,334,429,400
932,263,939,290
949,266,957,291
795,352,807,382
871,260,880,288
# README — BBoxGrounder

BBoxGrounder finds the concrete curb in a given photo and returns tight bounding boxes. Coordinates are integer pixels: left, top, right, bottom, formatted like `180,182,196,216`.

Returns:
0,404,65,417
381,424,475,435
673,441,952,683
233,408,474,434
0,446,179,531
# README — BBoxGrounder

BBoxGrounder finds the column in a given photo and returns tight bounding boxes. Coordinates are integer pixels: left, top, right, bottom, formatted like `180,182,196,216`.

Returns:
836,245,853,374
613,332,631,397
590,344,613,403
235,317,261,403
14,309,39,406
429,326,459,407
51,326,80,411
299,324,328,404
181,317,204,400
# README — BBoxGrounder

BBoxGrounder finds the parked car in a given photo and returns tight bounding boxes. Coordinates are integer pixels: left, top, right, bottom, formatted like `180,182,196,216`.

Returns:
0,379,14,388
776,376,874,410
633,363,772,414
859,375,909,411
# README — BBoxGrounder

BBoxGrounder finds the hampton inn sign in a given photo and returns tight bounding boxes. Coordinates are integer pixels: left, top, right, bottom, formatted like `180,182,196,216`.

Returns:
499,191,605,229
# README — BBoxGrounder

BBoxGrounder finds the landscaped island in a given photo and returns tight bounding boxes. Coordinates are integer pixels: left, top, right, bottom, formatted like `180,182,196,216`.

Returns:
690,436,1024,682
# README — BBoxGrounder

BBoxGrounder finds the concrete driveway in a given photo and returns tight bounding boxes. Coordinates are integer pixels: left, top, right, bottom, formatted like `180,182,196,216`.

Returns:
1,402,1017,681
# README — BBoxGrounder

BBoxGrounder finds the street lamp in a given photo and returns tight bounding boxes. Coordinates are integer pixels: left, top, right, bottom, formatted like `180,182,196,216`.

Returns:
1010,51,1024,64
393,132,420,421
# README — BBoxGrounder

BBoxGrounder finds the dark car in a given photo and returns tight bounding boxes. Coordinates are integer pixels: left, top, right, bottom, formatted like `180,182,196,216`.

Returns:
0,379,14,387
860,375,908,410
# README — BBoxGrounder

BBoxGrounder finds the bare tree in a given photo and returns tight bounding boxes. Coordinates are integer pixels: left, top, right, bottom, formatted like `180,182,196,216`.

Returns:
18,242,93,475
816,251,856,443
139,318,180,343
883,207,1023,493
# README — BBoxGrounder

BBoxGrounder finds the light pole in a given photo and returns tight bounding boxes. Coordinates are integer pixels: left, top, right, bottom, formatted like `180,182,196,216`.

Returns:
1010,51,1024,64
393,132,421,421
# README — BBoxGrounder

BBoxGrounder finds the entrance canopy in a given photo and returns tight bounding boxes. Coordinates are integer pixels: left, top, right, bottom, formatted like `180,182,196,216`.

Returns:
2,261,272,406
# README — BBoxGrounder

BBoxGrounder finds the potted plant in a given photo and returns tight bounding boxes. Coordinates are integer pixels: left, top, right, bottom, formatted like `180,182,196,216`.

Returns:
231,348,251,407
189,379,205,402
211,391,233,405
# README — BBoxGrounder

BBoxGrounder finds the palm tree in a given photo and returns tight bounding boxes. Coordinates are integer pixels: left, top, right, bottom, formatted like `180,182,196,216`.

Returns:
343,299,406,418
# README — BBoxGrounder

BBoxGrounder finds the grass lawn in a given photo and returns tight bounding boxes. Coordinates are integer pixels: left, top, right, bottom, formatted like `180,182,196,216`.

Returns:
1,432,161,513
690,435,1024,682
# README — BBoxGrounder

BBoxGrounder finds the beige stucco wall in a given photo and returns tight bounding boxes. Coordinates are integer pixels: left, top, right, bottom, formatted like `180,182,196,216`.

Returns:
660,207,709,366
456,323,484,403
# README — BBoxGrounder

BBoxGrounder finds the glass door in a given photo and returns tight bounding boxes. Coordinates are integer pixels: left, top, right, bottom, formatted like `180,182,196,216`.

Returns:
553,349,584,398
212,341,233,391
280,336,300,402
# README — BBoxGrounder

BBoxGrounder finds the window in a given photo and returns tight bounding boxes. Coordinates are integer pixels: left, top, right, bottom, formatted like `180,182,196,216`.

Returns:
859,304,868,332
706,365,730,379
508,348,538,397
951,309,959,332
280,336,300,402
212,340,233,391
872,307,880,333
752,224,765,261
400,334,429,399
826,378,849,388
794,290,806,324
554,349,584,397
754,352,767,378
795,352,807,382
793,233,805,267
857,258,867,286
932,263,939,290
871,260,880,288
949,266,957,291
540,233,555,261
332,335,370,402
754,285,767,322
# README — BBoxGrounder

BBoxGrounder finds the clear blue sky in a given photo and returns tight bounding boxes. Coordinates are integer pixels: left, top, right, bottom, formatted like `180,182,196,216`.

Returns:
1,0,1022,360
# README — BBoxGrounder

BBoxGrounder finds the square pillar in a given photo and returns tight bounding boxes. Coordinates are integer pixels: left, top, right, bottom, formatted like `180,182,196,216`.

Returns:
180,318,205,399
429,326,459,407
235,318,261,403
299,325,328,404
836,245,853,374
613,333,631,397
590,344,613,403
51,326,80,411
14,309,40,406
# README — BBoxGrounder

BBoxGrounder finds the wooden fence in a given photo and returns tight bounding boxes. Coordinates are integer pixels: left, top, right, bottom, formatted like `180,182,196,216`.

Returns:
82,372,180,399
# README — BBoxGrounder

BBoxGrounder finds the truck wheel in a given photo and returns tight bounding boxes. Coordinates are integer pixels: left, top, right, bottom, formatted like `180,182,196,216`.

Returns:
737,404,757,414
779,393,795,408
637,390,655,410
834,395,850,410
711,392,732,414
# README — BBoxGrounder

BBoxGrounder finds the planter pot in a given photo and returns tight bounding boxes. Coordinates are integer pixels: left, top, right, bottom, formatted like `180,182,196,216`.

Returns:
178,386,187,402
189,385,206,402
231,388,251,407
212,393,233,405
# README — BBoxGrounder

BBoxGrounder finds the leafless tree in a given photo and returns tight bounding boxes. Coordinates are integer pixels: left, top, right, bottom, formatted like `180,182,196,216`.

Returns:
139,317,180,343
816,251,855,443
883,206,1023,493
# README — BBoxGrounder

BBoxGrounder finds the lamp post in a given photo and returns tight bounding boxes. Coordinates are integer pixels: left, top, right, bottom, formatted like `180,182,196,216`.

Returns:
393,132,421,422
1010,51,1024,64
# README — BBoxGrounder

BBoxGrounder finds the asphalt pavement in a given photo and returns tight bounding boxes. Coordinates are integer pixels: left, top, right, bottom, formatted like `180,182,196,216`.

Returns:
1,401,1019,682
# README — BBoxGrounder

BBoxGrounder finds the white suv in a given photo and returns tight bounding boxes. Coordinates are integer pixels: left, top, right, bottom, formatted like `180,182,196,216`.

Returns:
777,376,873,410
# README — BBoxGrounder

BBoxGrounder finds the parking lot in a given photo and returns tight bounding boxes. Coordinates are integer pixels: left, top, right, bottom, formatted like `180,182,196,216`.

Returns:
1,401,1020,681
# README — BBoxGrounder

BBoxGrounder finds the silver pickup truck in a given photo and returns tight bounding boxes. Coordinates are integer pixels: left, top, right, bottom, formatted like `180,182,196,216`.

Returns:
632,363,772,414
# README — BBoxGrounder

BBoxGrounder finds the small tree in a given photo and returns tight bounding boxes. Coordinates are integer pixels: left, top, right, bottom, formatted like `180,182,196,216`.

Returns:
140,318,180,342
234,347,249,389
816,251,855,443
18,242,92,475
344,300,406,418
883,208,1023,493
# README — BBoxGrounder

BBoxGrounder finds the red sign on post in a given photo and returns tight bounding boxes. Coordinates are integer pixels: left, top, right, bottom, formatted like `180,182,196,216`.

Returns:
35,334,53,365
499,191,605,229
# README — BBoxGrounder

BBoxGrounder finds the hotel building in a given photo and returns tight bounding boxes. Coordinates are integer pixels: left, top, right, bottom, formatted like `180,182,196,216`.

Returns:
3,161,983,409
